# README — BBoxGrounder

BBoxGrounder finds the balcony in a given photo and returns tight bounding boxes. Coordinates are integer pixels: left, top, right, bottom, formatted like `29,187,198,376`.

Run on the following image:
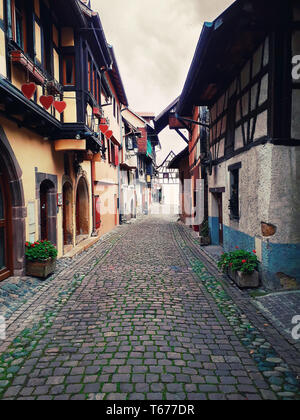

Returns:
11,50,45,85
54,139,86,152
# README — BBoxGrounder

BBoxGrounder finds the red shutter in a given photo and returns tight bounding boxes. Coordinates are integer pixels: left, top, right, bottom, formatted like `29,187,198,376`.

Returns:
95,196,101,229
115,147,119,166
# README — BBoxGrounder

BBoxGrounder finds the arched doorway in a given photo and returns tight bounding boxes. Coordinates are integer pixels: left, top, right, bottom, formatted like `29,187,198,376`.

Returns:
0,126,25,280
40,180,57,245
0,172,13,281
63,181,73,252
76,177,89,241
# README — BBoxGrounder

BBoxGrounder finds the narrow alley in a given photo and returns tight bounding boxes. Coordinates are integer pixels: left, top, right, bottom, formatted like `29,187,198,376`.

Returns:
0,217,299,401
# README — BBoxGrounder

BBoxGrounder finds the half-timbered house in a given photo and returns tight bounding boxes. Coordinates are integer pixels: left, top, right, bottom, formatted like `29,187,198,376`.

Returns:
153,151,180,215
177,0,300,289
0,0,129,280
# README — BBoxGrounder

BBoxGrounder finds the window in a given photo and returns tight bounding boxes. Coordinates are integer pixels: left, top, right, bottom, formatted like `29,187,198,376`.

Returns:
110,142,116,165
12,0,27,50
228,163,241,220
101,134,106,159
63,56,75,86
127,137,133,151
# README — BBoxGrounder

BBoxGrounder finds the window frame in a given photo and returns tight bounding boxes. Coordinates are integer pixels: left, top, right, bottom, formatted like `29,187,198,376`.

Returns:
228,163,241,220
63,55,75,86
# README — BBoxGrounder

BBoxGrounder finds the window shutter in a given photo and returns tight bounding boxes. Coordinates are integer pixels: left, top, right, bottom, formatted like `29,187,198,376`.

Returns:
95,197,101,229
115,146,119,166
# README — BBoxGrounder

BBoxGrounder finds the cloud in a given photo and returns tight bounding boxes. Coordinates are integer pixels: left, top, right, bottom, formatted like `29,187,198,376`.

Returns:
92,0,235,163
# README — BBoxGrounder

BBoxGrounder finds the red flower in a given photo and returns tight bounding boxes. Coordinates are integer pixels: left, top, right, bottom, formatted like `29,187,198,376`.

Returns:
31,244,35,248
229,263,233,267
242,259,247,264
253,250,257,254
235,246,239,249
25,242,29,247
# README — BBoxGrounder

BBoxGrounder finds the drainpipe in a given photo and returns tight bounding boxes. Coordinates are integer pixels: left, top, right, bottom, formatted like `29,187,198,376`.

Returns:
91,157,97,237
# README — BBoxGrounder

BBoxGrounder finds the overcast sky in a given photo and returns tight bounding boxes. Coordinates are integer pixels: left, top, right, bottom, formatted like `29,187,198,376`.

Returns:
92,0,234,164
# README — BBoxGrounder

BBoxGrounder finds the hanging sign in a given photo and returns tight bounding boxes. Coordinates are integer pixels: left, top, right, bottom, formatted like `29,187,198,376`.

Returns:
21,83,37,100
53,101,67,114
40,95,54,110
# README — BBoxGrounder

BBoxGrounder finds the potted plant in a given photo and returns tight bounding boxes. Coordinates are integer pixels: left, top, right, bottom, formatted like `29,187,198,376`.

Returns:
218,248,260,288
25,240,58,279
199,220,211,246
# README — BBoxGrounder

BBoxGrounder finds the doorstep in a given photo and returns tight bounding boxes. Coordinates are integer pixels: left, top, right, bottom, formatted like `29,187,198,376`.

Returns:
61,235,101,259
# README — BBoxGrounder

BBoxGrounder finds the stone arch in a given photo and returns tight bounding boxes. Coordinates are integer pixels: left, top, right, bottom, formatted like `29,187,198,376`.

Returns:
0,125,26,278
75,175,90,241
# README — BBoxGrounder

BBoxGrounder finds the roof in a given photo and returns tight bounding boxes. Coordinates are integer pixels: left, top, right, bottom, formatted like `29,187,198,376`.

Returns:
108,46,129,107
154,97,179,134
157,151,177,170
168,147,189,169
177,0,276,116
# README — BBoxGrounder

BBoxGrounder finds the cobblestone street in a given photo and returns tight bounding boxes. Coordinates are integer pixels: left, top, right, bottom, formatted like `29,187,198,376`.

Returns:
0,217,299,401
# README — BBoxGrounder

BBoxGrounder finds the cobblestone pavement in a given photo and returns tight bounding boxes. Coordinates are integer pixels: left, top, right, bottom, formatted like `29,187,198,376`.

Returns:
254,292,300,344
0,217,299,400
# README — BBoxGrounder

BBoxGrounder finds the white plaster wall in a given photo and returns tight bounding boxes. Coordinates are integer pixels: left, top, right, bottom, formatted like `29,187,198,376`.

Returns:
208,144,300,245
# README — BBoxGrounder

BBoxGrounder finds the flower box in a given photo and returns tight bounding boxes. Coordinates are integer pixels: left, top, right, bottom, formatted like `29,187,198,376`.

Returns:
11,50,45,85
228,268,260,289
26,258,56,279
199,236,211,246
25,240,58,279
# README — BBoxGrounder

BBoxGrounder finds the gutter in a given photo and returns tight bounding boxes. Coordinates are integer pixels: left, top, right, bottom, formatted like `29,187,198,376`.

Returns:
72,0,87,27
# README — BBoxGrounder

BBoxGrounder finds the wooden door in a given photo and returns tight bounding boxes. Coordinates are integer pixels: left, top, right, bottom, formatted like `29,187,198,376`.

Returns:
0,174,12,282
40,183,49,241
217,193,223,245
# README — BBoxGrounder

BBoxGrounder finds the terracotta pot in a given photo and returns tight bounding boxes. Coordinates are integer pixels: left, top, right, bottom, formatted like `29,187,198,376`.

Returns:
26,258,56,279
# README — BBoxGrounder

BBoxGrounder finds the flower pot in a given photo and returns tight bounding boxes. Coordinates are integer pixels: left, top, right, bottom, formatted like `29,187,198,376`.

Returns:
228,269,259,289
26,258,57,279
199,236,211,246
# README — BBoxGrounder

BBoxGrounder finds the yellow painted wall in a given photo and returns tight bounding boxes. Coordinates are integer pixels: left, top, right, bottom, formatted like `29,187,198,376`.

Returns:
94,160,118,184
0,117,65,256
11,64,27,90
64,91,77,123
0,0,4,20
0,29,6,78
53,49,60,82
61,28,74,47
53,25,59,48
